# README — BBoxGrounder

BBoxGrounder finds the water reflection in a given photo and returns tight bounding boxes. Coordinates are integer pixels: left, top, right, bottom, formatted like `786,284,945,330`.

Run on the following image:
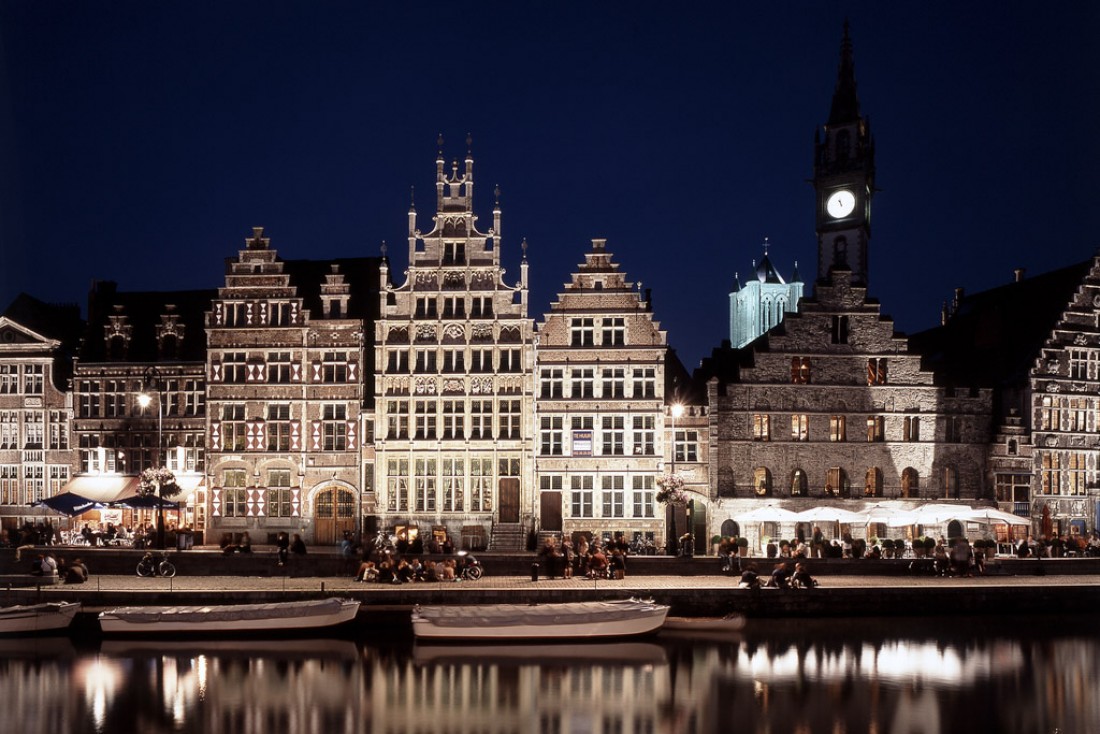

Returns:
0,616,1096,734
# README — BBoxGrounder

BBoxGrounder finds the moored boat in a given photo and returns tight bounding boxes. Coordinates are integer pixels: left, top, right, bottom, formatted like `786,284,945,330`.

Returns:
99,598,360,635
411,598,669,641
661,613,746,633
0,602,81,635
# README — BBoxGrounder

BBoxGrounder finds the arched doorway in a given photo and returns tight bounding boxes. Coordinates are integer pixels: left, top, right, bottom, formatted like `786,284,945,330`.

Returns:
946,519,964,540
720,519,741,538
314,485,356,545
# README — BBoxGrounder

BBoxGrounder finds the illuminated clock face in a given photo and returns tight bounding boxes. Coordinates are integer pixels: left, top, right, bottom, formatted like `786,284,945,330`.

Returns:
826,189,856,218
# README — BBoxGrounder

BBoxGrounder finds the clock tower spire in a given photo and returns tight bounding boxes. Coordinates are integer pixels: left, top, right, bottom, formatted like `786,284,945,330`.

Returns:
813,21,875,288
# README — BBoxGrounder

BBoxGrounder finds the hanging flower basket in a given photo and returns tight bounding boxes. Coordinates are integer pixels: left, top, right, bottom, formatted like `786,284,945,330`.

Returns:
138,468,180,498
656,473,689,506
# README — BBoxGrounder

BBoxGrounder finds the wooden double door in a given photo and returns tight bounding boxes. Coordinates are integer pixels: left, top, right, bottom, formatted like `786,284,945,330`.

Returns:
314,486,356,545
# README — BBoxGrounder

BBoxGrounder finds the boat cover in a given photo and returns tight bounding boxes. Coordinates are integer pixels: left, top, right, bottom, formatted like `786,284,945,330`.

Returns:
416,600,665,628
0,602,76,617
104,598,353,625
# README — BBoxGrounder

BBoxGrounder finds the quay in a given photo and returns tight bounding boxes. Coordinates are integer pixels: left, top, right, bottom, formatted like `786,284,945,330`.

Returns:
2,547,1099,620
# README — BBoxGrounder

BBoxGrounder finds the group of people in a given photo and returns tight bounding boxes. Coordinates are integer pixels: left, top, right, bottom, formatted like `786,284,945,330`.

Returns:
219,531,253,554
275,532,307,566
353,555,475,583
27,551,89,584
536,534,630,580
1015,532,1100,558
738,561,818,589
1,520,57,547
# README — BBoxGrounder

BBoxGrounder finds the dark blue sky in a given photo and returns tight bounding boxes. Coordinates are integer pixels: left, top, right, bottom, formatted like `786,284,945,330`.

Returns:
1,2,1097,369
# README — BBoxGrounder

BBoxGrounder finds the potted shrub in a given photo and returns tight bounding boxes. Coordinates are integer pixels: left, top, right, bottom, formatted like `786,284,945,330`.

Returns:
736,536,749,557
913,536,927,558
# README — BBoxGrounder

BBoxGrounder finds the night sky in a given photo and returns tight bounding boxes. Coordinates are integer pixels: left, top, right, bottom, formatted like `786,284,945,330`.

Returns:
1,2,1097,369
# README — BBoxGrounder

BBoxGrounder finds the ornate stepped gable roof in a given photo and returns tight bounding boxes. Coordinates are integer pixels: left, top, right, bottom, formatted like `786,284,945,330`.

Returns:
909,259,1094,388
79,282,215,363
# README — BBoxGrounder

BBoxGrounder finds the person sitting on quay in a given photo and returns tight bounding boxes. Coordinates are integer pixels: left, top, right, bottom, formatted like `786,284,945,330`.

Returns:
65,557,89,584
950,538,974,577
237,531,252,553
791,562,818,588
933,542,950,576
439,558,456,581
609,548,627,579
586,547,609,579
738,563,761,589
290,533,307,556
408,556,425,581
1087,533,1100,557
30,552,58,577
355,560,378,583
275,531,290,566
768,562,793,589
219,533,237,555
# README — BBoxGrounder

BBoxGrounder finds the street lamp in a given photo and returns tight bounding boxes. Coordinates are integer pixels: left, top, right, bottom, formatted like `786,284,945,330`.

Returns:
669,403,690,556
137,370,169,549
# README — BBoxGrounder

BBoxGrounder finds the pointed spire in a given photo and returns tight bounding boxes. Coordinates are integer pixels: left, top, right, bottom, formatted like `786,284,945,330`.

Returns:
828,20,861,125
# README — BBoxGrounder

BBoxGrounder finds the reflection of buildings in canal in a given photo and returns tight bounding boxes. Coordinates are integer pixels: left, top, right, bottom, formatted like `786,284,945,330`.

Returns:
380,644,669,734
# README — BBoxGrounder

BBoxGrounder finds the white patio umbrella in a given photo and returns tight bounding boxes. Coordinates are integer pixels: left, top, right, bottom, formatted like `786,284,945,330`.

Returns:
910,504,972,525
794,506,866,524
734,506,801,523
859,504,921,527
953,507,1031,526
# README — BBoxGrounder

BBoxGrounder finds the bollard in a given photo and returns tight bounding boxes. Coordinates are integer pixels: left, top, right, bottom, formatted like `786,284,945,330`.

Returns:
530,562,539,582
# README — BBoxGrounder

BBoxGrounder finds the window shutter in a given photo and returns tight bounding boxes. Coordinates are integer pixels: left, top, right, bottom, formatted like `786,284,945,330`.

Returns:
348,361,359,381
211,487,222,517
311,361,322,382
311,420,322,450
291,487,301,517
210,420,222,450
246,420,260,450
290,422,301,451
211,361,223,382
347,420,358,450
291,363,302,382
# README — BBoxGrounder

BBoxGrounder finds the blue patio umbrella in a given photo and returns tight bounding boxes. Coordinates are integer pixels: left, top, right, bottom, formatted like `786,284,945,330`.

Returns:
32,493,105,516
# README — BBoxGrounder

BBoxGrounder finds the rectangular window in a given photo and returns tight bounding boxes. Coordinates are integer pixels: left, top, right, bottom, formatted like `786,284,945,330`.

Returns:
441,296,466,319
540,368,564,399
601,368,625,399
387,399,409,439
540,416,564,455
470,296,493,318
414,349,438,374
499,348,522,373
23,411,44,449
674,430,698,463
0,411,18,450
104,380,125,418
867,358,888,385
0,465,18,504
387,458,409,512
267,469,293,517
322,352,349,382
414,297,438,319
78,380,100,418
601,475,625,518
322,403,348,450
791,414,809,442
570,318,595,347
904,415,920,442
222,469,248,518
437,458,462,512
632,475,655,518
601,317,625,346
469,400,492,440
570,475,594,517
831,315,849,344
386,348,410,373
184,379,204,416
441,400,464,440
829,415,846,442
414,459,436,512
442,241,466,266
0,365,16,394
601,416,625,455
49,410,68,450
571,368,595,398
221,404,247,451
414,400,437,440
267,352,293,383
632,416,655,455
223,352,247,383
470,348,493,373
498,400,521,440
470,458,493,512
48,465,68,495
944,416,961,443
752,414,770,441
23,364,44,394
23,464,44,503
442,348,465,373
867,416,885,442
791,357,811,384
267,404,292,451
632,368,656,398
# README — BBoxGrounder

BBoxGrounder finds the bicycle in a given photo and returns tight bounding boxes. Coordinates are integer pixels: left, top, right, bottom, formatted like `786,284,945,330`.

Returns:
136,550,177,578
457,551,483,580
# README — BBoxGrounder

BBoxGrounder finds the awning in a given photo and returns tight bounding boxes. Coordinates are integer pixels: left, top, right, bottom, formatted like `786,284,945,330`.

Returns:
32,492,106,516
59,475,141,504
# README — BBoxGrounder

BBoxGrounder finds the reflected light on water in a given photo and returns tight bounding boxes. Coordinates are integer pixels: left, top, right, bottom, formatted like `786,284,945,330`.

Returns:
77,658,124,733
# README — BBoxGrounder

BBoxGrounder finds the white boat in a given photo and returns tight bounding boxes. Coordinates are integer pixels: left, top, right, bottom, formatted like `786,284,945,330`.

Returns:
411,599,669,641
662,613,746,633
99,598,360,635
0,602,81,634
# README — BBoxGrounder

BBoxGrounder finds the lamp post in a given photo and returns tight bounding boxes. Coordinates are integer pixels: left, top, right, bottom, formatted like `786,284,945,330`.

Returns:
670,403,689,556
137,370,166,550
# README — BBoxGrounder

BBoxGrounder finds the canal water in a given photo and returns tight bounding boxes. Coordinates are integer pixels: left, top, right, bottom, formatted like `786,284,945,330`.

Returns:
0,615,1096,734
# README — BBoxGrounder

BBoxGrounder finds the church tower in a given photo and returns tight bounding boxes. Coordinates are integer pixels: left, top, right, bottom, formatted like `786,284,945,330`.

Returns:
813,21,875,287
728,239,803,349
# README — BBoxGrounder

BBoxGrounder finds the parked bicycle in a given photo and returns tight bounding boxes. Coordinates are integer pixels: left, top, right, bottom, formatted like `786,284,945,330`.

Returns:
136,550,177,578
457,551,483,580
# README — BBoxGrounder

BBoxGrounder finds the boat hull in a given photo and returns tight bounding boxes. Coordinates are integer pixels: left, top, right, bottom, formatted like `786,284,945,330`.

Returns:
99,598,359,635
412,599,669,641
0,602,81,635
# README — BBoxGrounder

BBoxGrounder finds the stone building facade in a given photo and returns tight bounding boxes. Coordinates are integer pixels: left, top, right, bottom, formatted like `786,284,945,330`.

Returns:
701,25,992,548
0,295,81,532
532,238,672,546
204,228,379,546
372,148,533,551
729,242,803,349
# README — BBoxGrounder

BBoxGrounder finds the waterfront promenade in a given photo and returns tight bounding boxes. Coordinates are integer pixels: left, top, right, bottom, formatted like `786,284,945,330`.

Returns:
3,547,1099,618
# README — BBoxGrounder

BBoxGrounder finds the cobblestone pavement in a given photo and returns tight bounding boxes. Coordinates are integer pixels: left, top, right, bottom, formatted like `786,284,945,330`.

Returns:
34,572,1100,594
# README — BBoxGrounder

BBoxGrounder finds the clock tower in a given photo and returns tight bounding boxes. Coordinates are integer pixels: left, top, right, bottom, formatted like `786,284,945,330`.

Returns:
814,21,875,287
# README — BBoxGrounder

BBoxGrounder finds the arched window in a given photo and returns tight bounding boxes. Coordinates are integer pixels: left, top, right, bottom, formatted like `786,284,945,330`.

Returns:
901,468,919,499
753,467,772,497
826,467,850,498
864,467,883,497
790,469,808,497
720,520,741,538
